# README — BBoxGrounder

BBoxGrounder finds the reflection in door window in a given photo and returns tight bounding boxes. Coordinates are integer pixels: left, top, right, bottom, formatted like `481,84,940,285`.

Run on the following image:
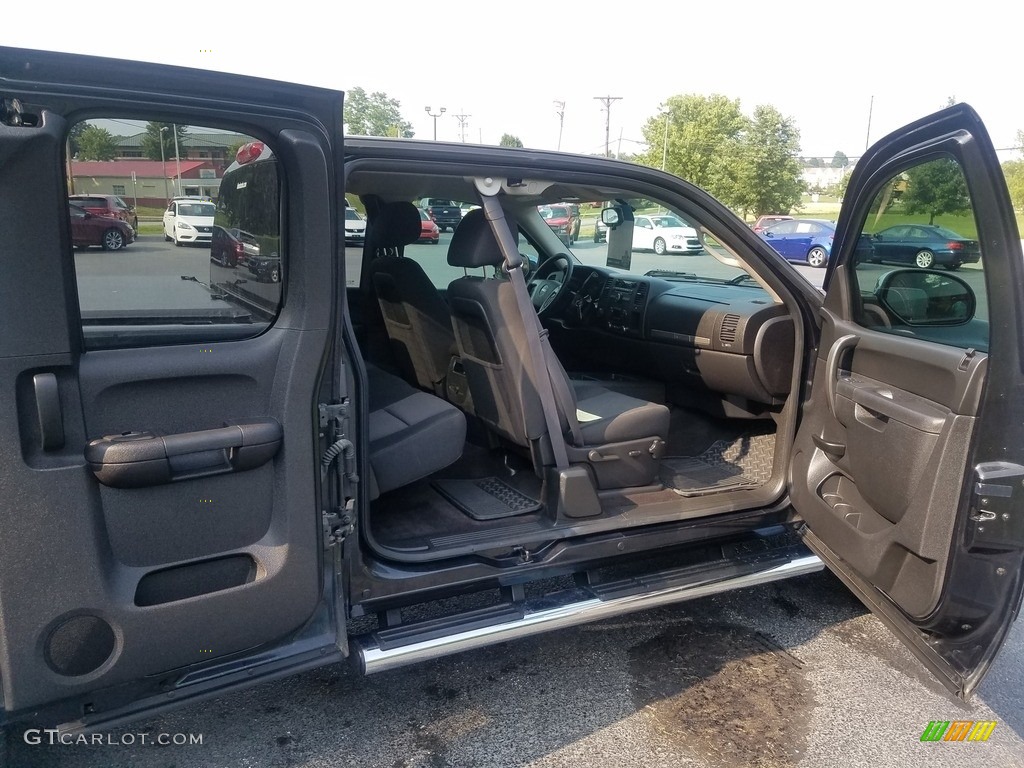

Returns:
68,119,283,349
850,155,989,351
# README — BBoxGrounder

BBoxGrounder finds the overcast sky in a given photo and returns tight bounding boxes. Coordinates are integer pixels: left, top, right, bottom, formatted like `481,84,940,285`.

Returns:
7,0,1021,160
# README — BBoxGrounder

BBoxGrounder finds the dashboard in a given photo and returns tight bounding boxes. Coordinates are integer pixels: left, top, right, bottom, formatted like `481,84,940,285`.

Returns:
553,266,796,406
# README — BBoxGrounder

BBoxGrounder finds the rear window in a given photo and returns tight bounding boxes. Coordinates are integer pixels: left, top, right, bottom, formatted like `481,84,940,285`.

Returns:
179,203,216,217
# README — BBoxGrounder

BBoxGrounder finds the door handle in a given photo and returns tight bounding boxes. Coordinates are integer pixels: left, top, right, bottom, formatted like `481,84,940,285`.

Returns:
33,373,65,451
825,334,859,422
85,419,282,488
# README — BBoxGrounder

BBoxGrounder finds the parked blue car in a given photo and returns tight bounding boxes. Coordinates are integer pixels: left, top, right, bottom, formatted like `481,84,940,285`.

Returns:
758,218,835,268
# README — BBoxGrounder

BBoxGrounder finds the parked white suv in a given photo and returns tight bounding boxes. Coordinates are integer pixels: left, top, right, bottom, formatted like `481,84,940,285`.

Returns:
163,198,216,246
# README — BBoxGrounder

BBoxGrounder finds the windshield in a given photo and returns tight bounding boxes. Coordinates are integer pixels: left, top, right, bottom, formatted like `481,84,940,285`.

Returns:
550,197,759,287
346,208,363,221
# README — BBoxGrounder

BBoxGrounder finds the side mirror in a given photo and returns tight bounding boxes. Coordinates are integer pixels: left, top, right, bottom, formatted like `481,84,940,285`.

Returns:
601,208,621,228
875,269,975,325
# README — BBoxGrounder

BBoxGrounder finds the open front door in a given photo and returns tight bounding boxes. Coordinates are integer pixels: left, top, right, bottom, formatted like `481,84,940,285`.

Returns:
792,104,1024,698
0,48,344,727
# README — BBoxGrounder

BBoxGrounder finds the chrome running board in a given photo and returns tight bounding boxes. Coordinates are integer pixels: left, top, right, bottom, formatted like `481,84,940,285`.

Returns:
357,552,822,675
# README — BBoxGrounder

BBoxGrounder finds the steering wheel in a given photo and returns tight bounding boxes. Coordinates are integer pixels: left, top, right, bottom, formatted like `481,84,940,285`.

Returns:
526,253,574,317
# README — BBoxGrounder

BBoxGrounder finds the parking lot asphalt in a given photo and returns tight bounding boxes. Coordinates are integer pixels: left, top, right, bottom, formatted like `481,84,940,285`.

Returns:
8,571,1023,767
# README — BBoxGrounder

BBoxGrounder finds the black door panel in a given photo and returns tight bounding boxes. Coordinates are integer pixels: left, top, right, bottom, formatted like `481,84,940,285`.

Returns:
793,312,982,618
0,48,342,722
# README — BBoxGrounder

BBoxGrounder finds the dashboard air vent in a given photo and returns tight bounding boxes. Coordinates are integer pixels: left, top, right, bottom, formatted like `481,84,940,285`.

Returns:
720,314,741,344
633,282,649,311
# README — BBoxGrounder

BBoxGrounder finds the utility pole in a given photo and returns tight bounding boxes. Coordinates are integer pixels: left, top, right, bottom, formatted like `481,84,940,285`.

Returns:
425,106,446,141
864,95,874,151
452,109,471,143
172,123,183,196
593,95,621,158
159,126,170,205
661,108,670,171
554,100,565,151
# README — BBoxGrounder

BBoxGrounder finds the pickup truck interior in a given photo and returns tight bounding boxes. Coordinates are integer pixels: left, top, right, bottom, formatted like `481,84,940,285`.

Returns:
346,160,804,564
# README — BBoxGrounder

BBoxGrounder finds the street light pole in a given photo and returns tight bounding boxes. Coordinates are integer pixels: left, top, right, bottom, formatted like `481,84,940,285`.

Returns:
661,109,670,171
554,100,565,151
172,123,183,196
593,95,622,158
425,106,446,141
159,126,169,205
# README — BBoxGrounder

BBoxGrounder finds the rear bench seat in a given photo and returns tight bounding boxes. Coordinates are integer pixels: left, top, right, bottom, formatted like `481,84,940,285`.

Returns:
366,365,466,498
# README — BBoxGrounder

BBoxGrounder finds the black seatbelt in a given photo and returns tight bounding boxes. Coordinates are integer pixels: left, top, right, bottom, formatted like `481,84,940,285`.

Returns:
480,197,574,468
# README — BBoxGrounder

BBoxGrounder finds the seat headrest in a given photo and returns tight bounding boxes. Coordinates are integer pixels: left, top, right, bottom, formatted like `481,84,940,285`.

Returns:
447,207,517,268
370,201,421,250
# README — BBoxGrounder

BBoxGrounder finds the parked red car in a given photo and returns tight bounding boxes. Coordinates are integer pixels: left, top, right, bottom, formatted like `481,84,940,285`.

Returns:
538,203,581,246
68,193,139,230
68,203,135,250
418,208,440,244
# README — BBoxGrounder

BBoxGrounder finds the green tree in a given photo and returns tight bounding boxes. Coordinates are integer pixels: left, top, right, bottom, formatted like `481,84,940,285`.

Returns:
499,133,523,148
142,122,187,161
1002,159,1024,212
901,157,970,224
831,151,849,168
731,105,805,217
76,125,118,160
343,87,414,138
639,94,747,203
67,122,87,157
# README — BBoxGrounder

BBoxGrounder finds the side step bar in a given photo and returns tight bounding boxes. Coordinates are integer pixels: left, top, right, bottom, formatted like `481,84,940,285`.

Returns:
357,549,822,675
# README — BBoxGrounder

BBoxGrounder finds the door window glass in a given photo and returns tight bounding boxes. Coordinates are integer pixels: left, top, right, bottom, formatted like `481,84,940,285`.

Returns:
68,119,283,348
850,155,988,351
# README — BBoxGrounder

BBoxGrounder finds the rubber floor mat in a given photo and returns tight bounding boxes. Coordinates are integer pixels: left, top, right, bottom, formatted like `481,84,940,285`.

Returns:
660,457,754,496
432,477,542,521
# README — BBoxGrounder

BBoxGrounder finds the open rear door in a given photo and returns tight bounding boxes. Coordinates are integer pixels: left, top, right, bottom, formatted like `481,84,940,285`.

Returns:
791,104,1024,698
0,48,344,727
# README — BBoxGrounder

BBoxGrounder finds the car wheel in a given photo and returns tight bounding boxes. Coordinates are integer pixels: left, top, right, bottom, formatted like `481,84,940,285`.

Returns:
174,235,183,247
269,265,280,283
164,230,172,242
914,249,935,268
947,262,961,271
431,238,439,245
102,228,124,251
653,237,667,255
806,246,828,268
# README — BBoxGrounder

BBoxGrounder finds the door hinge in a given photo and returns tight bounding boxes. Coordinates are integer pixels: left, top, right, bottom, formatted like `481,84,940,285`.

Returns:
967,462,1024,550
318,401,349,432
322,500,354,548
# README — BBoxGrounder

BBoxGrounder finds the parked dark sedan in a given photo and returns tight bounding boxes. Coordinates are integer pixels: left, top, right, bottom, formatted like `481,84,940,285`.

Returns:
864,224,980,269
68,203,135,250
